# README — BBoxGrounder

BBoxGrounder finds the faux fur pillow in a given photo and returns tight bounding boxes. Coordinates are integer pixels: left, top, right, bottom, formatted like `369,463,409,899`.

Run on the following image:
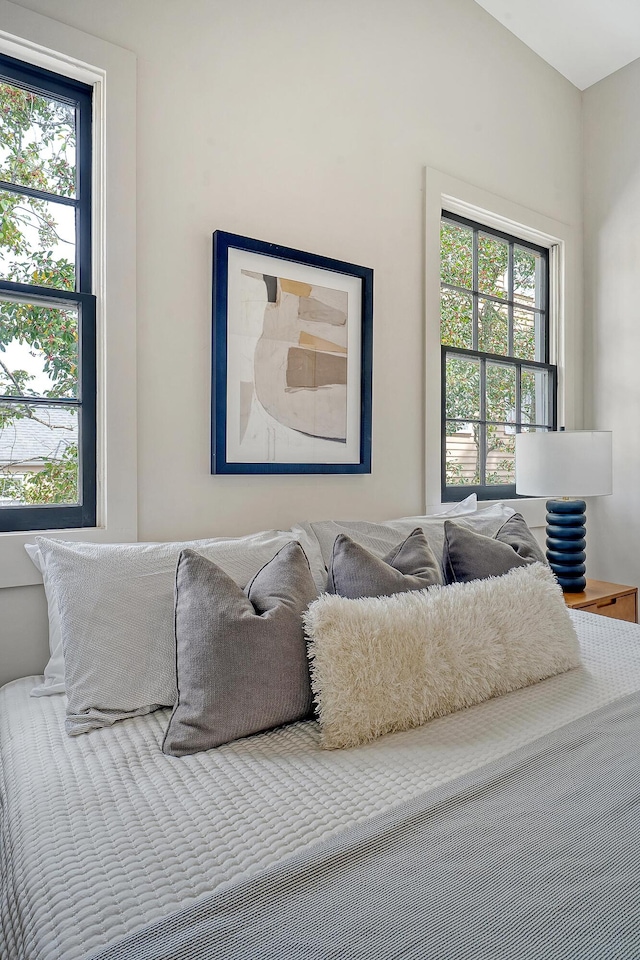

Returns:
305,563,581,750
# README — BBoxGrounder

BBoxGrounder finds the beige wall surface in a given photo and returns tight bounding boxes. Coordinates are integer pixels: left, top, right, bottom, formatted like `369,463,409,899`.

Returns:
583,59,640,589
0,0,582,685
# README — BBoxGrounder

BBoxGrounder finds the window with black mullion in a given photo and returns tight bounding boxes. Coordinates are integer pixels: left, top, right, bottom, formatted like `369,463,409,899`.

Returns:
0,53,96,531
440,211,555,501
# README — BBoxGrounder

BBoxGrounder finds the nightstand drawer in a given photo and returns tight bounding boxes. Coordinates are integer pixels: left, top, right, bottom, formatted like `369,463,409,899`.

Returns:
579,592,637,623
564,580,638,624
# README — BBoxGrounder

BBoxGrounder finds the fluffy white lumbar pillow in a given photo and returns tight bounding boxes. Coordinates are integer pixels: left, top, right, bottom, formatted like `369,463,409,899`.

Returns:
305,563,581,750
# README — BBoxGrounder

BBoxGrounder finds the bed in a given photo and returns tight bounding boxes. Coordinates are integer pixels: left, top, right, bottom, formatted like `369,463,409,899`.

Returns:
3,607,640,959
0,612,640,960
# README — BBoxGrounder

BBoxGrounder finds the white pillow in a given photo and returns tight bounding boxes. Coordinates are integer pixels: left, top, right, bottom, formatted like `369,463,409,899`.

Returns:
305,563,581,750
34,530,314,734
26,526,327,700
425,493,478,516
392,491,478,522
289,522,328,594
25,543,66,697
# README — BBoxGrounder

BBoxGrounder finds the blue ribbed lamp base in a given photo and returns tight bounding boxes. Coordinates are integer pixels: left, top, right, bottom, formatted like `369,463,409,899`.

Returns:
546,499,587,593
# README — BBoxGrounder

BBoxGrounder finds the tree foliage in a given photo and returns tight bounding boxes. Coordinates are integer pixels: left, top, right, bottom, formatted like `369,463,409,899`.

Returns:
0,80,78,504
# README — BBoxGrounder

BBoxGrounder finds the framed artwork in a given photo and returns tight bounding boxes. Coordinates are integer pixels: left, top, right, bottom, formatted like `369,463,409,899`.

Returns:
211,231,373,474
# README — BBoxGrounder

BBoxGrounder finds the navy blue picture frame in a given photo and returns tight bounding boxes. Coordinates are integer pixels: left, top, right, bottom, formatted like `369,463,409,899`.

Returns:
211,231,373,475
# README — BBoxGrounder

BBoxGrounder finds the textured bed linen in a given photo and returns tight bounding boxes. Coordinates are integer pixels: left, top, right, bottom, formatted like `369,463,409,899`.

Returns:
2,611,640,960
92,690,640,960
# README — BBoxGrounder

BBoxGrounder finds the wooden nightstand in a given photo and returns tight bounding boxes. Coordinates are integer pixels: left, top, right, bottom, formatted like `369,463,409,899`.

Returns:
563,579,638,624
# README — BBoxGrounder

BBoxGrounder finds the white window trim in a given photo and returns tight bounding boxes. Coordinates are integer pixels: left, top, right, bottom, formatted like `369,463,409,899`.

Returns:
0,1,137,587
424,166,583,530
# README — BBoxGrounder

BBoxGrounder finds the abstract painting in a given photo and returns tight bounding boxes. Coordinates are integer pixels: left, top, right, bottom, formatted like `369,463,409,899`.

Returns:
211,232,373,474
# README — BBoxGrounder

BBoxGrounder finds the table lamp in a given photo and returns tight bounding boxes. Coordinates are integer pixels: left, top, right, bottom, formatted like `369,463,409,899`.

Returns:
515,430,612,593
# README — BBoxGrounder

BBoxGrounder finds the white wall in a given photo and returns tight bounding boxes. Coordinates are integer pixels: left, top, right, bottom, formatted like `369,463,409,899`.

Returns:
583,59,640,588
0,0,583,685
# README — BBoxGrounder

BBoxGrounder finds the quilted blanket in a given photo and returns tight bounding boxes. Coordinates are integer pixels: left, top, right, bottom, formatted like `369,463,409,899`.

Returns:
91,689,640,959
2,611,640,959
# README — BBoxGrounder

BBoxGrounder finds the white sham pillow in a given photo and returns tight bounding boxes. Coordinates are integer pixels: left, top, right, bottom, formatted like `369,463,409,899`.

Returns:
34,530,315,734
305,563,581,750
428,492,478,516
26,526,327,700
288,522,327,593
394,491,478,521
25,543,66,697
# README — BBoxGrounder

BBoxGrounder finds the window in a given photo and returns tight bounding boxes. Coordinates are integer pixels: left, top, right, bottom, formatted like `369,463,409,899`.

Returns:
0,52,95,532
440,211,556,501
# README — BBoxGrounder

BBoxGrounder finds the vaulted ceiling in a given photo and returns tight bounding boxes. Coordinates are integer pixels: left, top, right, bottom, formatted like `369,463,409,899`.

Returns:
473,0,640,89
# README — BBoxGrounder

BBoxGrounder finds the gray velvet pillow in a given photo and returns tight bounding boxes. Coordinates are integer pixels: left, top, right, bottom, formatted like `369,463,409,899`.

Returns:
326,527,442,599
443,513,545,585
163,541,318,757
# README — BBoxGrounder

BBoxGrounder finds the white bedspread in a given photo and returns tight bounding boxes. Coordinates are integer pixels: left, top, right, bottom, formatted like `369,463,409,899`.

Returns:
2,610,640,960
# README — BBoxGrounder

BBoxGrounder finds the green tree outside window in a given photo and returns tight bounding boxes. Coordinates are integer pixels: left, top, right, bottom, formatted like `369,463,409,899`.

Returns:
440,215,554,494
0,80,79,505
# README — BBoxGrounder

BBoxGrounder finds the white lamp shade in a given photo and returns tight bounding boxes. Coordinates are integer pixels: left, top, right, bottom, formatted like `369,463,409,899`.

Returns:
515,431,612,498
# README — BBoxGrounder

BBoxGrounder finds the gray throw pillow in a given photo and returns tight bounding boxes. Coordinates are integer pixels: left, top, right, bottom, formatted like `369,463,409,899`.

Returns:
326,527,442,599
163,541,318,757
443,513,545,584
495,512,547,564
